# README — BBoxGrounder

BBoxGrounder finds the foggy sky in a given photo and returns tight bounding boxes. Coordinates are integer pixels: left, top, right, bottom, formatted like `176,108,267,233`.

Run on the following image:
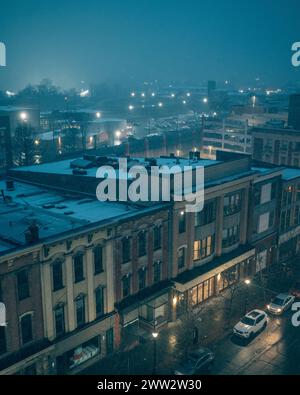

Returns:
0,0,299,90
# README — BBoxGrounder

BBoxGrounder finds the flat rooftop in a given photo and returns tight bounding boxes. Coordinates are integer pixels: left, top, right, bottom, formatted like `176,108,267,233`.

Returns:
13,156,220,179
282,168,300,181
0,180,138,253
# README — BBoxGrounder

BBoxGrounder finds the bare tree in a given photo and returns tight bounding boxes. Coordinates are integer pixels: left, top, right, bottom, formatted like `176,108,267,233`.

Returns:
13,123,38,166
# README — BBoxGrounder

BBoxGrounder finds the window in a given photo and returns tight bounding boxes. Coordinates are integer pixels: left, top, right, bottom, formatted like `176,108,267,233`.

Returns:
261,183,272,204
256,250,267,272
52,261,64,291
54,305,65,338
153,261,161,283
177,247,186,269
296,184,300,201
75,295,85,328
286,209,291,230
153,226,162,250
106,328,114,355
269,211,275,228
0,327,6,355
224,192,241,216
280,212,286,232
295,206,300,226
17,270,30,301
219,265,240,291
20,314,33,345
190,277,215,306
193,235,215,260
138,232,147,257
271,182,277,200
222,225,240,248
138,268,147,290
178,212,186,233
195,200,216,226
73,253,84,283
122,238,131,264
94,246,103,275
257,213,270,234
254,185,261,206
122,275,131,298
95,287,104,318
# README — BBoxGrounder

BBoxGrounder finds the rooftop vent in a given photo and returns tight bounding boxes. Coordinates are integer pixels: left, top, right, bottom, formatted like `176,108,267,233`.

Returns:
72,168,88,176
6,180,15,191
43,203,55,209
70,158,93,169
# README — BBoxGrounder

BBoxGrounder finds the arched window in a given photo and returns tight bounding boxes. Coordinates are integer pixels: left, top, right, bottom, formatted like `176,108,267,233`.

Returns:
75,294,86,328
20,313,33,345
73,252,84,283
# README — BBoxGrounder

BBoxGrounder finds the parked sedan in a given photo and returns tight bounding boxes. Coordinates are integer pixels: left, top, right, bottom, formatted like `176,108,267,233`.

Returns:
233,310,268,339
174,347,215,375
267,293,295,315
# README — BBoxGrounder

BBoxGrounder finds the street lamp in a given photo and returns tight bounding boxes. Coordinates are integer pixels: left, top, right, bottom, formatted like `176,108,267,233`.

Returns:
96,112,101,119
128,105,134,111
203,97,208,104
244,278,251,313
152,330,159,375
20,112,28,121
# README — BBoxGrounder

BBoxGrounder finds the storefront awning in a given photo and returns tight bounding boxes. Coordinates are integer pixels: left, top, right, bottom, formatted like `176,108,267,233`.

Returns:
174,245,255,293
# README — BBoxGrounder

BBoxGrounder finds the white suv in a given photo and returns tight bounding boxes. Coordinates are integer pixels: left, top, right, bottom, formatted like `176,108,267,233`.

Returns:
233,309,268,339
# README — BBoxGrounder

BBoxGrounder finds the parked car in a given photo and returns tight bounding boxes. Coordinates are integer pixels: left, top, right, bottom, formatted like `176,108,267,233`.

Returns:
174,347,215,375
233,310,268,339
267,293,295,315
290,282,300,299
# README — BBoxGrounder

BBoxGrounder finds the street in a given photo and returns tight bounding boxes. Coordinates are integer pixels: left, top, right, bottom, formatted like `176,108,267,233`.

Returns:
82,282,300,376
213,311,300,375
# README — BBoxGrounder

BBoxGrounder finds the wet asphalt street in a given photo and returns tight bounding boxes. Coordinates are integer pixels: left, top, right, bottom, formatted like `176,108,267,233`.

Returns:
212,310,300,375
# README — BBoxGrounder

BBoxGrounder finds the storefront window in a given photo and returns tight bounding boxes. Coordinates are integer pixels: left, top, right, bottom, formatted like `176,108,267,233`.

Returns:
65,336,100,371
219,264,240,292
189,277,215,307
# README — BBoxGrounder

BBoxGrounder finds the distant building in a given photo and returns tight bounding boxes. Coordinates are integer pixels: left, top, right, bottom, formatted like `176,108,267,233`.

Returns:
252,127,300,168
288,94,300,130
207,80,216,98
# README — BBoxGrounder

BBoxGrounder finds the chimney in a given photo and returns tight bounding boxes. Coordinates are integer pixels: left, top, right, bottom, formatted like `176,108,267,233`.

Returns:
25,220,39,244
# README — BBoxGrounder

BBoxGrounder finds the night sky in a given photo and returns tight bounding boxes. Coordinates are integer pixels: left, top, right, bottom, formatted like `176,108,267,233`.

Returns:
0,0,299,90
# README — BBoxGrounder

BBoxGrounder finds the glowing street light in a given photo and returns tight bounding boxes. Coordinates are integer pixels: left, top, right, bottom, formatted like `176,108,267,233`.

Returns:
115,130,121,139
171,93,175,98
131,92,136,97
141,92,145,98
128,105,134,111
151,92,156,97
186,92,191,97
245,279,251,285
252,95,256,108
96,112,101,119
152,329,159,375
182,100,186,105
203,97,208,104
20,112,28,121
158,102,163,108
34,139,40,146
